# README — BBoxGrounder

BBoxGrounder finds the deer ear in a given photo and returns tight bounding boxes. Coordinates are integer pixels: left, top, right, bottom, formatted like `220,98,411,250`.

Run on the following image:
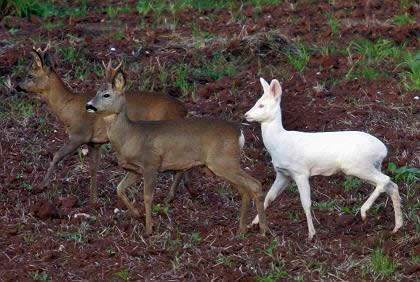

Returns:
112,71,126,91
30,49,43,70
270,79,282,98
260,77,270,94
43,52,55,71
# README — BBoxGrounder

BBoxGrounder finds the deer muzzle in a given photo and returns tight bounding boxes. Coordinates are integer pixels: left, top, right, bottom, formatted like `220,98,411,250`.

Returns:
86,103,97,113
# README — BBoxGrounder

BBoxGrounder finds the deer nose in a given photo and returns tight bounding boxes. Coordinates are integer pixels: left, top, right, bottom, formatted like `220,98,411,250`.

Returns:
15,84,26,93
86,103,97,113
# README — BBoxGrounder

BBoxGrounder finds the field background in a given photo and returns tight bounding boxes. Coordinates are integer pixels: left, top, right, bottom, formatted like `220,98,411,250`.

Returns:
0,0,419,281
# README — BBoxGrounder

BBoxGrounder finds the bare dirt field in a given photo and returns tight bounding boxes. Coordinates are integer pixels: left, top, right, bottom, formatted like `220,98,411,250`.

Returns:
0,0,419,281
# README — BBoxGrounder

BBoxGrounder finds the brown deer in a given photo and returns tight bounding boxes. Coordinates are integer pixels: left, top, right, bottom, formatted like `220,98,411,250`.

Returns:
85,68,269,236
17,46,193,204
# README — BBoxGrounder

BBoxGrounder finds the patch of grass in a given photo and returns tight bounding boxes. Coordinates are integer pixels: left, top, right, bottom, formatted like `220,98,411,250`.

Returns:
110,30,125,41
286,45,310,72
29,270,50,281
8,27,19,35
363,248,398,279
411,255,420,264
256,270,287,282
327,13,340,35
106,5,131,18
42,20,64,30
343,177,363,192
173,63,197,97
58,232,86,243
392,13,416,25
114,269,130,281
75,65,88,80
190,232,201,244
152,203,169,215
398,51,420,91
191,53,238,81
216,256,233,268
313,199,336,211
3,0,56,18
60,46,79,63
387,162,420,184
348,39,401,65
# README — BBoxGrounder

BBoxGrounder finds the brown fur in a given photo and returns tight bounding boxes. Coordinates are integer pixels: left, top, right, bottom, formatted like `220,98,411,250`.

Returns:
18,48,190,203
86,70,269,235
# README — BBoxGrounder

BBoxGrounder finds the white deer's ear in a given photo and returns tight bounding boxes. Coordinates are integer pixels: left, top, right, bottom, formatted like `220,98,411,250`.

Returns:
113,71,126,91
270,79,282,98
260,77,270,94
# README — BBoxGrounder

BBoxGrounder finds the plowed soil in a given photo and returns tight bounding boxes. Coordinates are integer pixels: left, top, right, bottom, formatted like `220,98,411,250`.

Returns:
0,1,419,281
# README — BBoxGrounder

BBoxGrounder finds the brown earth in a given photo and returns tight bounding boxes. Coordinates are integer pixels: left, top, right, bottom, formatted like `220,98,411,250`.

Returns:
0,1,419,281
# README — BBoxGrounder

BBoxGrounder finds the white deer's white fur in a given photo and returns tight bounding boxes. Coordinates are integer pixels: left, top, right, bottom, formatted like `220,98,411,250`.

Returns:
245,78,403,240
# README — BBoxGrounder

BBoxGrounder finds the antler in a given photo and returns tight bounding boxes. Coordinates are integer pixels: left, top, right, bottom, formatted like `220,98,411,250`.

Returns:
102,57,124,82
33,41,51,54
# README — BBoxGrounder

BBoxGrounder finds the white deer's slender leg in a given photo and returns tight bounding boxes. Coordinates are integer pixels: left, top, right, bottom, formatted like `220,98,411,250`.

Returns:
350,169,388,222
251,171,290,225
352,168,403,232
386,181,403,233
294,175,315,240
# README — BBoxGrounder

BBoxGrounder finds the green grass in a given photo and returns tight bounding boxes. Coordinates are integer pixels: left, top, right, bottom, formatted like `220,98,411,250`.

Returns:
398,51,420,91
286,45,310,73
327,13,340,35
387,162,420,184
216,256,233,268
114,269,130,281
60,46,80,63
363,248,399,279
343,177,363,192
392,13,416,25
313,199,337,211
190,232,201,243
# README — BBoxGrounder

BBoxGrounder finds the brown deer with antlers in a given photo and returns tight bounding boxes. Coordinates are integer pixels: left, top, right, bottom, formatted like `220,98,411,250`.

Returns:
17,45,193,204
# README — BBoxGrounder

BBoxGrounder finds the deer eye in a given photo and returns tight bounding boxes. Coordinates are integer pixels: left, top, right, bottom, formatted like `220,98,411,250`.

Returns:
258,104,264,108
103,94,110,98
28,74,34,79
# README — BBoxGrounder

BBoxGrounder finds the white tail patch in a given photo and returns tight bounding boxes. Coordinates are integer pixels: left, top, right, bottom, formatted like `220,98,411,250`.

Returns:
239,130,245,150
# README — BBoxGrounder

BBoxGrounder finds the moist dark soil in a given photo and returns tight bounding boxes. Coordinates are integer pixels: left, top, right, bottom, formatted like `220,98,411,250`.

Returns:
0,1,419,281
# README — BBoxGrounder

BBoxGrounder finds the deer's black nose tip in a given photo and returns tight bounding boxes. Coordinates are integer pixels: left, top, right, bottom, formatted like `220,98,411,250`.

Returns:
86,104,97,113
15,85,26,93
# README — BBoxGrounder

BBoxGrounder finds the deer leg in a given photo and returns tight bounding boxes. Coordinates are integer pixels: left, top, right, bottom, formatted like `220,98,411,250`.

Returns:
116,172,141,217
165,172,184,204
208,163,268,235
40,138,84,188
294,175,315,240
87,143,101,204
143,167,158,235
251,171,290,225
183,170,197,198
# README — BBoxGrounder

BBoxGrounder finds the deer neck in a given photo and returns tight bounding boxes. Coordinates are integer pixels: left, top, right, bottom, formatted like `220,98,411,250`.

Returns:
44,74,77,121
261,107,286,146
105,103,142,149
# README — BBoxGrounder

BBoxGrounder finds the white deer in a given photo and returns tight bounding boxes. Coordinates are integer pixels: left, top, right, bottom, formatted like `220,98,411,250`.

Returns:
245,78,403,240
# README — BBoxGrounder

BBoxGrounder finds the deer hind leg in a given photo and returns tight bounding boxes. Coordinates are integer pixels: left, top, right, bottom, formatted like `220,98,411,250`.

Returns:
251,171,290,225
143,168,158,235
208,162,268,235
87,143,101,204
116,172,141,217
41,138,84,188
165,172,184,204
350,167,403,233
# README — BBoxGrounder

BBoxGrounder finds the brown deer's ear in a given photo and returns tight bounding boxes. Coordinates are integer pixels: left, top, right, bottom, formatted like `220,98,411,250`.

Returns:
43,52,56,71
30,49,44,70
112,71,126,91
